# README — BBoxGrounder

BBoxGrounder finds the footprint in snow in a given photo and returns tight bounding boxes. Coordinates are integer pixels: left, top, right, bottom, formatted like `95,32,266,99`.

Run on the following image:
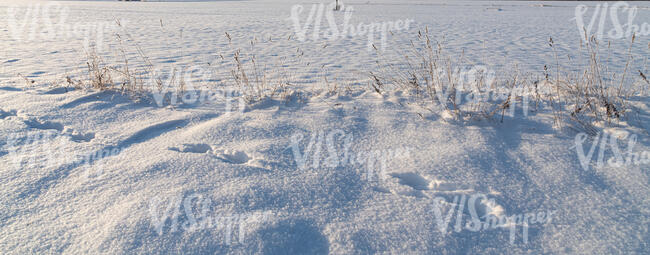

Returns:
169,143,212,153
388,172,475,193
213,149,251,164
14,113,95,142
170,145,263,166
65,129,95,142
0,109,17,119
428,179,474,193
389,172,431,190
22,117,64,131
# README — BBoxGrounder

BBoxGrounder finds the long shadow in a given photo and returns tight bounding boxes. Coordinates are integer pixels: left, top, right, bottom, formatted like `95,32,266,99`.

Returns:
0,86,22,92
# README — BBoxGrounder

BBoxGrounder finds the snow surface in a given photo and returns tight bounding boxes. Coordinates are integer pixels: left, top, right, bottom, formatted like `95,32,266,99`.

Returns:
1,0,649,254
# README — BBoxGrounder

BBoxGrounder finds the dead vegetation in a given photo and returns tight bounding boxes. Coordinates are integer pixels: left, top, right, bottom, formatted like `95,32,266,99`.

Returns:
370,28,648,131
46,22,647,132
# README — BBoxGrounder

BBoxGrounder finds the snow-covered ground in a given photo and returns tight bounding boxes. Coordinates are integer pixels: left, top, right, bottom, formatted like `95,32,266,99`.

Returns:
1,0,649,254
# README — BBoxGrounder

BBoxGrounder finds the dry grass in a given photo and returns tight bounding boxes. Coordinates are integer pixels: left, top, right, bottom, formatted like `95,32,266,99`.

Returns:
47,22,646,130
545,33,646,132
84,48,113,90
59,23,302,106
63,20,147,97
369,28,523,122
370,28,647,130
230,49,293,103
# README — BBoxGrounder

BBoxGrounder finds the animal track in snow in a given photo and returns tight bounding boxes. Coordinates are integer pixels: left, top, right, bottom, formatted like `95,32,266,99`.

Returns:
389,172,431,190
13,113,95,142
22,117,64,131
388,172,475,193
213,149,252,164
65,129,95,142
171,144,266,167
170,143,212,153
386,173,500,217
428,179,474,193
0,109,17,119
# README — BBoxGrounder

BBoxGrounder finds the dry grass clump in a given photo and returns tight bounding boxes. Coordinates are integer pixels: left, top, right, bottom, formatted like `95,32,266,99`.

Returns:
369,28,525,121
63,20,147,97
225,32,315,104
545,34,646,132
370,28,647,130
61,48,113,91
84,48,113,90
60,23,301,106
230,49,294,104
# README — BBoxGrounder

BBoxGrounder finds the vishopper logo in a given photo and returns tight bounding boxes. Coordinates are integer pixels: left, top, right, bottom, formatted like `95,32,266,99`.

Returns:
574,1,649,41
6,132,73,171
431,193,556,245
147,64,245,112
5,131,122,179
289,129,413,183
149,193,273,245
6,2,123,51
573,132,650,171
288,1,414,52
428,65,496,106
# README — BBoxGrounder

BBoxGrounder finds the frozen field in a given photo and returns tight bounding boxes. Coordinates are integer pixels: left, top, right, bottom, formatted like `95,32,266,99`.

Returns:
1,0,649,254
